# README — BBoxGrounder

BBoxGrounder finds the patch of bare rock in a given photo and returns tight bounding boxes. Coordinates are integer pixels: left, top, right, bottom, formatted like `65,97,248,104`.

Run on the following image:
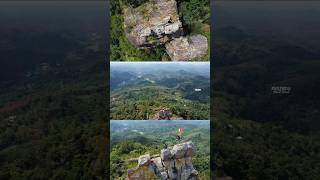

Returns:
166,35,208,61
123,0,208,61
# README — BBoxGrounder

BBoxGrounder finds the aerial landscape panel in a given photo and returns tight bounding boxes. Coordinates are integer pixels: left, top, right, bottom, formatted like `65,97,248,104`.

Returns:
110,62,210,120
110,0,210,61
110,120,210,179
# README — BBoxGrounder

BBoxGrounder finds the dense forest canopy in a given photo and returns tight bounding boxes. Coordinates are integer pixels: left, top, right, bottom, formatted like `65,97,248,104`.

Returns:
0,2,108,179
212,1,320,179
110,62,210,120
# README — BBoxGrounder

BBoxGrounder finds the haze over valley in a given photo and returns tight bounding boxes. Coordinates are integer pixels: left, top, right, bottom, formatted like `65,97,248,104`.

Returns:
110,62,210,120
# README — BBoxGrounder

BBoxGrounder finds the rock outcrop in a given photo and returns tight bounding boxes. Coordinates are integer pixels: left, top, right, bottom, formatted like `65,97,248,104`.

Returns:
123,0,183,49
165,35,208,61
123,0,208,61
158,108,173,120
127,141,198,180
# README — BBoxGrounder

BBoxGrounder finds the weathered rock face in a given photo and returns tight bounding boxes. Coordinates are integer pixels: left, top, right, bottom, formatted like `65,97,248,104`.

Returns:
123,0,182,49
138,154,151,167
122,0,208,61
158,108,173,120
127,141,198,180
166,35,208,61
160,149,172,161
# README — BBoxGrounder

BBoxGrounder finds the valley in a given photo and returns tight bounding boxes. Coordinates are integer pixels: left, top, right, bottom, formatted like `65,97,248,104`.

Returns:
110,62,210,120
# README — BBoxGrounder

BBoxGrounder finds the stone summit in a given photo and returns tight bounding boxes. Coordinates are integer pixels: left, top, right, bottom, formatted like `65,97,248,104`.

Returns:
123,0,208,61
127,141,198,180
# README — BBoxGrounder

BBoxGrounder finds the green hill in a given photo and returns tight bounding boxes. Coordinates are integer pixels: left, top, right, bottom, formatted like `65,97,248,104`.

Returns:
110,63,210,120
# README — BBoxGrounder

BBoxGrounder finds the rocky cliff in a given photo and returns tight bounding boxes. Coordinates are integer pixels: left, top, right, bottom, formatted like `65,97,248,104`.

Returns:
123,0,182,49
127,141,198,180
123,0,208,61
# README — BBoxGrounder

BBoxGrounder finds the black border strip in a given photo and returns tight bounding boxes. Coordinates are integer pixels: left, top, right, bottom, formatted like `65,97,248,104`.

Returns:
210,0,215,179
105,0,110,178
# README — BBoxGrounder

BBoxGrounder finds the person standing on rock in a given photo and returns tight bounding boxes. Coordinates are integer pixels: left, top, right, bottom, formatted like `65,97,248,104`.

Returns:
176,128,184,141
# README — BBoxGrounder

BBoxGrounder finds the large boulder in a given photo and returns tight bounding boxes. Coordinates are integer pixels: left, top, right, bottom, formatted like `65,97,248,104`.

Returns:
138,154,151,167
166,35,208,61
161,148,172,161
153,157,165,171
158,108,173,120
172,141,194,159
123,0,182,49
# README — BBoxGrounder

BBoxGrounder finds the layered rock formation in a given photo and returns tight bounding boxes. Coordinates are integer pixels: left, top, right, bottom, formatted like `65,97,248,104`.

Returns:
123,0,183,49
123,0,208,61
127,141,198,180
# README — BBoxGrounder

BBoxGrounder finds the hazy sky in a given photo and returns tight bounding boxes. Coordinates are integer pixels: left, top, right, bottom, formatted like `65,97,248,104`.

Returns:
214,1,320,44
0,1,106,35
110,62,210,76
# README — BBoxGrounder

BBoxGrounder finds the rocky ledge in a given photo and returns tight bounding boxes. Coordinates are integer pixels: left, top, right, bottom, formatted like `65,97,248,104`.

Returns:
123,0,182,49
123,0,208,61
127,141,198,180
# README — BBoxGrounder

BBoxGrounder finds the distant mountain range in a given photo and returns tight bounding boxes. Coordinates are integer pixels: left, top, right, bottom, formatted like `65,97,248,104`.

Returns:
110,63,210,120
110,120,210,145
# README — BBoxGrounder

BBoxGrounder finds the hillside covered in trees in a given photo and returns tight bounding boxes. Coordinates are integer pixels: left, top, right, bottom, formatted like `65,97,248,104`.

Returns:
212,1,320,179
110,62,210,120
0,2,108,179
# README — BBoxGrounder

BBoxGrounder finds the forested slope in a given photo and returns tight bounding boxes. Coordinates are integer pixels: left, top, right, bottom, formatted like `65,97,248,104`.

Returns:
212,26,320,179
0,29,108,179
